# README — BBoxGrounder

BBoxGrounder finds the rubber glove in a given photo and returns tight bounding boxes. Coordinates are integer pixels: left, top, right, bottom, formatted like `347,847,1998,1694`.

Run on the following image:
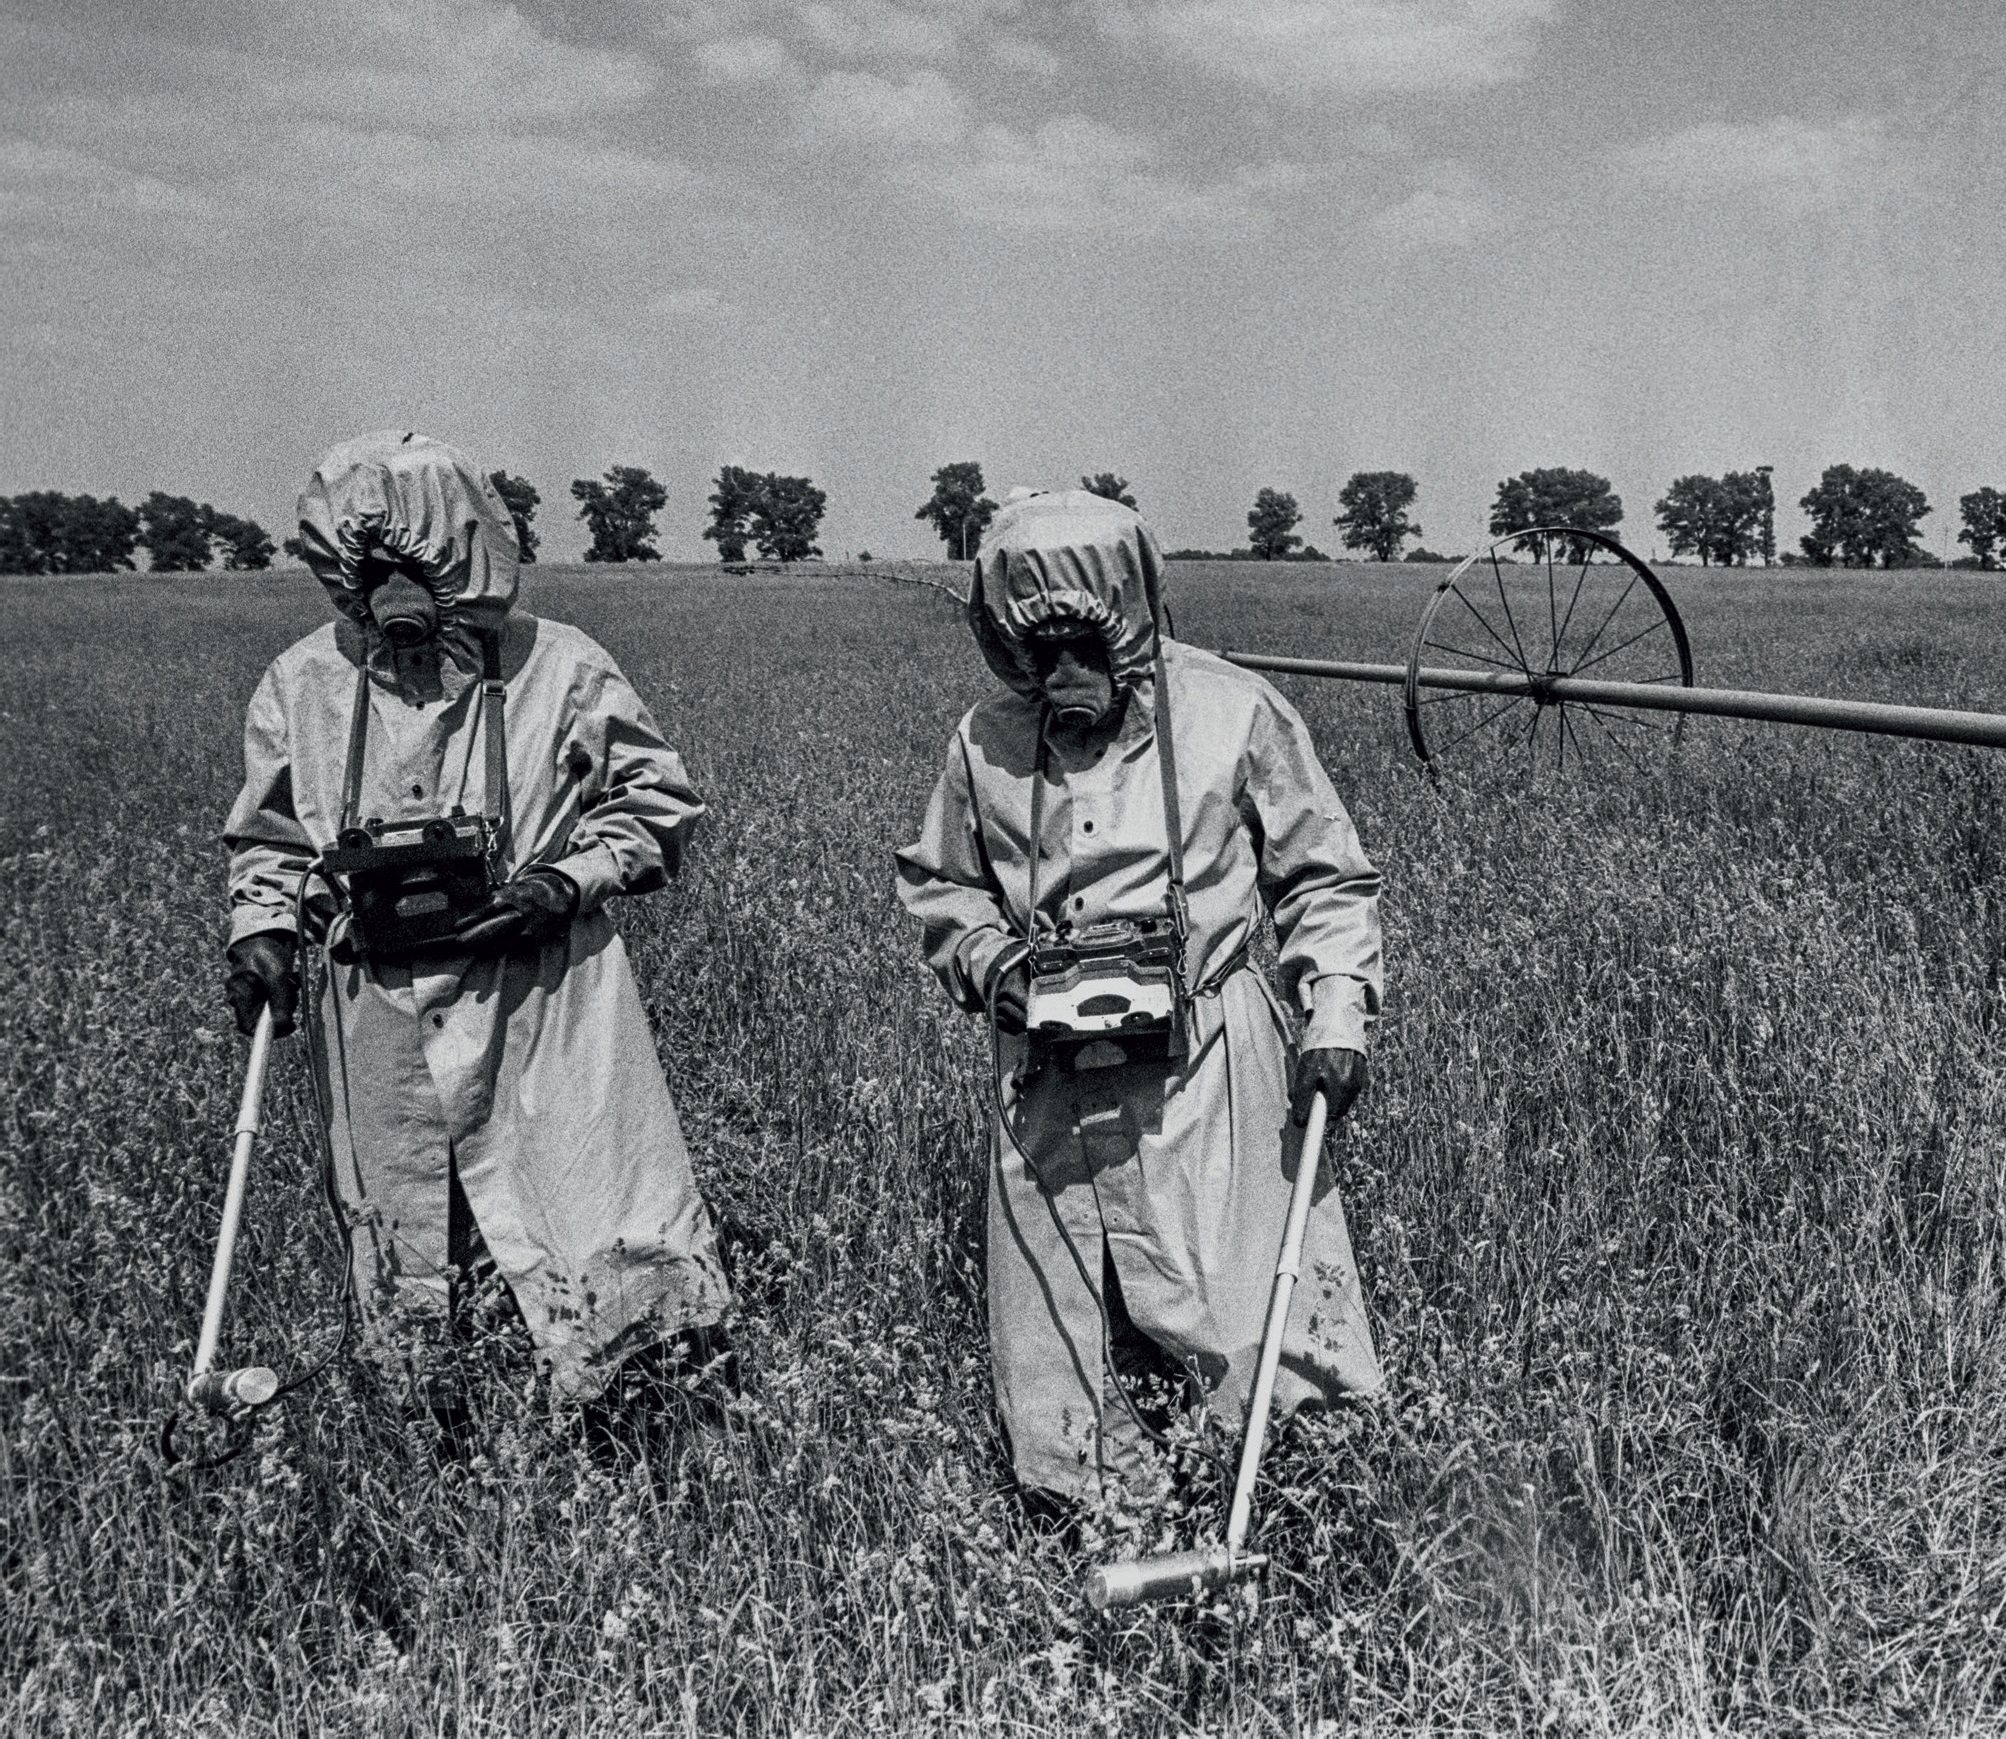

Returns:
453,868,579,952
225,931,299,1038
986,958,1030,1035
1289,1046,1367,1126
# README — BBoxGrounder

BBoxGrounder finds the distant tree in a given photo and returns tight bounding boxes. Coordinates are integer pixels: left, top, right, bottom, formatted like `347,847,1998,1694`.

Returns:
204,510,276,571
1246,487,1304,561
1654,476,1719,563
1404,547,1457,563
1654,471,1767,567
0,492,142,573
0,496,40,572
1335,471,1422,562
749,473,827,563
1488,468,1622,563
1957,487,2006,570
916,461,999,559
703,465,762,563
1080,472,1137,509
571,465,668,563
1717,471,1772,566
138,492,213,572
1798,465,1930,568
486,471,540,562
281,534,309,564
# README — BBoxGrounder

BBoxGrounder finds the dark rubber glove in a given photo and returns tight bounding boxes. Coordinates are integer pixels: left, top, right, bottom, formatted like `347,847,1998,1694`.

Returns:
453,868,579,952
1289,1046,1367,1127
986,958,1029,1036
225,932,299,1038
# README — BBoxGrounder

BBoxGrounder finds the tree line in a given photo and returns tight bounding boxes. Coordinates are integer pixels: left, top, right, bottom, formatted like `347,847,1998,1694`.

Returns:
10,457,2006,576
489,466,833,565
0,491,277,574
917,461,2006,570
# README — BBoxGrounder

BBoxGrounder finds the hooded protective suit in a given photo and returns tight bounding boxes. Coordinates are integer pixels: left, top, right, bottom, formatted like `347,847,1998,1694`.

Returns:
225,432,728,1399
894,491,1384,1500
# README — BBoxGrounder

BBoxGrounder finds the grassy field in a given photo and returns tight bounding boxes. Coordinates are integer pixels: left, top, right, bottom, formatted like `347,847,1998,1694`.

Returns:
6,558,2006,1735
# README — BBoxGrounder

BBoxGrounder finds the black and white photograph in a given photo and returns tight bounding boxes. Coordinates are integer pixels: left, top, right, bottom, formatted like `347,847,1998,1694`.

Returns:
4,1,2003,1732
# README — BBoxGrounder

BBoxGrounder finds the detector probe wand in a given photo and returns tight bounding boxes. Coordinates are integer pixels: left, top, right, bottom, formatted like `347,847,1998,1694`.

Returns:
180,1001,284,1416
162,858,360,1470
1085,1087,1331,1611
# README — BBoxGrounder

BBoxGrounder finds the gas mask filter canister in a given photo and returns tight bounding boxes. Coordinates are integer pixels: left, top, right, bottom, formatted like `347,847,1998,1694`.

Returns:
368,570,439,647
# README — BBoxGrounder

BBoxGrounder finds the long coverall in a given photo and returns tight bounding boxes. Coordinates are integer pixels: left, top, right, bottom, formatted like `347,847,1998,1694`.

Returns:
225,432,728,1399
895,490,1386,1500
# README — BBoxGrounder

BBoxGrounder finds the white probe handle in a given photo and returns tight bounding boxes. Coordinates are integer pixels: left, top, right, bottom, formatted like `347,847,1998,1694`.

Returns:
189,1004,274,1394
1224,1087,1329,1559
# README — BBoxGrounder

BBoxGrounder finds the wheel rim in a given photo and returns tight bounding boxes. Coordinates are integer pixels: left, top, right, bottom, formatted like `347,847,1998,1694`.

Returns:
1403,527,1695,773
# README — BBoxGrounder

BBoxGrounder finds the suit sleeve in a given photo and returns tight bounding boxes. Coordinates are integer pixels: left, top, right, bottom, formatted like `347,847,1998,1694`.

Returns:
1246,682,1384,1053
547,652,706,916
893,726,1020,1015
223,665,321,945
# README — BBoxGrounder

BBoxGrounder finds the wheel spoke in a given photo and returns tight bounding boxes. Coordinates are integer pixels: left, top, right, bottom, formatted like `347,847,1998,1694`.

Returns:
1567,573,1640,671
1545,545,1559,669
1428,694,1527,757
1569,617,1666,677
1580,703,1646,776
1578,702,1657,735
1422,639,1526,673
1552,551,1592,660
1490,551,1535,673
1444,585,1528,672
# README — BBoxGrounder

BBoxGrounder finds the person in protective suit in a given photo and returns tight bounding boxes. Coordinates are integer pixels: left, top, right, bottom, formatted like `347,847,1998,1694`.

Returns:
223,430,731,1439
895,489,1384,1505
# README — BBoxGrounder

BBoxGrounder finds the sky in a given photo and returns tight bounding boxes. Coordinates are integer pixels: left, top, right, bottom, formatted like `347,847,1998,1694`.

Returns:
4,0,2003,563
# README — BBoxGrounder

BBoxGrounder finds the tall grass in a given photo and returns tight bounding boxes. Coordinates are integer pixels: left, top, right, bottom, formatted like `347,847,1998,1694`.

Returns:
4,563,2005,1734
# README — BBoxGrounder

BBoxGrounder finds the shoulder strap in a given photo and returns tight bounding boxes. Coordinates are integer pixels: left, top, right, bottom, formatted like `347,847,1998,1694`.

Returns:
1025,720,1050,942
1151,644,1188,932
337,639,511,847
481,630,512,854
339,662,370,833
1141,558,1191,946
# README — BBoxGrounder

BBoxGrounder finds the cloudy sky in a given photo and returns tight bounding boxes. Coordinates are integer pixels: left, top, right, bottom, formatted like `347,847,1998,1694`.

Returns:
4,0,2001,562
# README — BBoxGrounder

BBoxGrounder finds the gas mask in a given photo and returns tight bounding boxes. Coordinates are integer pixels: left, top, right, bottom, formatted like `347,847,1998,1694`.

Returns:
1027,626,1117,731
363,563,439,647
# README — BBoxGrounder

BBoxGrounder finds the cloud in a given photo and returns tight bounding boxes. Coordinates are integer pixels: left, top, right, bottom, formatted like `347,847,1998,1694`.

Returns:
0,138,221,226
1109,0,1558,96
801,66,971,149
1371,158,1492,249
664,0,1022,68
1615,116,1899,213
692,31,800,83
795,66,1282,235
795,0,968,61
986,33,1064,76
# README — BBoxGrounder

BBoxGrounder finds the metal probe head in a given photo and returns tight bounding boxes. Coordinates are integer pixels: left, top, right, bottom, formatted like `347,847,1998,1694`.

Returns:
1085,1546,1268,1612
187,1366,281,1414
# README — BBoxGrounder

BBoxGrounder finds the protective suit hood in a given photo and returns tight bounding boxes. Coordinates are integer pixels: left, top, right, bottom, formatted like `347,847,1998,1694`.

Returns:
968,490,1164,701
295,431,520,641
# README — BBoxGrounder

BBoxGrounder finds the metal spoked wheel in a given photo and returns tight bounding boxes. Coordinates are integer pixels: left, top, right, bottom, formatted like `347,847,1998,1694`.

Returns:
1404,527,1695,773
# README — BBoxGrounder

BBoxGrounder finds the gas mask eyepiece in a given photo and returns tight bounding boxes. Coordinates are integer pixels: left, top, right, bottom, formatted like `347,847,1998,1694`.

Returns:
366,568,439,647
1028,624,1117,729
